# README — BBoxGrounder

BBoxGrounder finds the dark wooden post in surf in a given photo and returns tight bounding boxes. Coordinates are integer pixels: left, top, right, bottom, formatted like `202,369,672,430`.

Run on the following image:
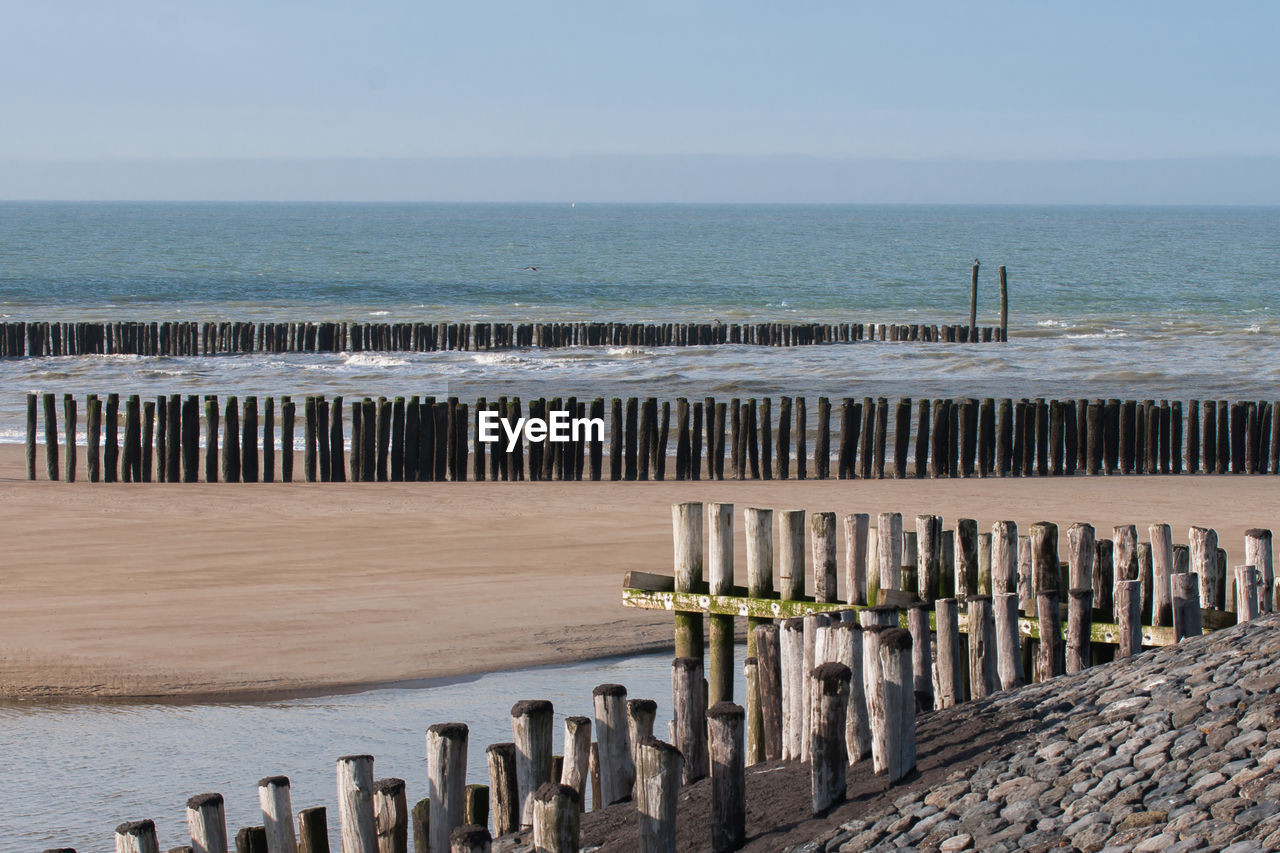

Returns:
672,501,705,661
967,595,996,699
42,392,59,480
262,397,276,483
123,394,141,482
257,776,297,853
511,701,554,828
223,396,241,483
810,662,851,814
707,702,746,852
1172,573,1203,641
373,778,408,853
25,392,36,480
934,599,962,708
116,820,161,853
427,723,469,851
87,394,101,482
64,394,77,482
795,396,808,480
592,684,634,806
186,792,229,853
242,396,259,483
486,742,520,836
754,624,783,761
774,396,791,478
531,783,580,853
205,396,221,483
635,737,682,853
336,755,378,853
968,259,979,342
673,657,708,784
707,502,735,706
998,265,1009,340
315,397,331,482
297,807,329,853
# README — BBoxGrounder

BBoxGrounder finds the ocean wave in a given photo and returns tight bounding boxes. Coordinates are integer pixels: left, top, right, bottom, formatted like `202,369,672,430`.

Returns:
606,347,652,358
472,352,532,367
1246,324,1262,334
342,353,408,368
368,310,391,316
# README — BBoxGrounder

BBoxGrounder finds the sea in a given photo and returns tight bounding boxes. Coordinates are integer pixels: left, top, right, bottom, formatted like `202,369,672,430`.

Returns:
2,202,1279,443
2,202,1278,850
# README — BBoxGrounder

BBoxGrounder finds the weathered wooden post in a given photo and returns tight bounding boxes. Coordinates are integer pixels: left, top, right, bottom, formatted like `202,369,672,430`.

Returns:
511,701,554,828
635,737,682,853
428,723,469,850
258,776,297,853
1172,573,1203,640
464,785,489,831
879,628,916,783
754,624,783,761
745,507,774,655
811,662,852,813
64,394,77,482
336,755,378,853
673,657,708,783
1235,566,1261,621
999,265,1008,341
917,515,942,602
673,502,705,660
374,778,408,853
187,793,229,853
843,513,870,605
561,716,592,805
1189,526,1222,610
486,742,519,836
1066,523,1095,591
779,509,806,601
967,595,996,699
116,820,161,853
812,511,838,602
934,598,962,708
780,616,804,760
1036,590,1064,680
994,592,1024,690
448,826,491,853
877,512,903,596
531,783,580,853
626,699,657,797
708,502,734,705
1066,589,1093,674
25,392,36,480
1244,528,1274,612
236,826,268,853
707,702,746,852
42,392,59,481
592,684,634,806
296,807,329,853
968,260,979,342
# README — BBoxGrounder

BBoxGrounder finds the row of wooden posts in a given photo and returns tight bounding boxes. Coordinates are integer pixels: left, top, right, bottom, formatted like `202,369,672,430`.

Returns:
23,392,1280,484
0,316,1008,359
616,504,1273,835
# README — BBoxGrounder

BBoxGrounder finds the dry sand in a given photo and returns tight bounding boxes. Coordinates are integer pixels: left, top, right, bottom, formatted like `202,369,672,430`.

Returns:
2,444,1276,701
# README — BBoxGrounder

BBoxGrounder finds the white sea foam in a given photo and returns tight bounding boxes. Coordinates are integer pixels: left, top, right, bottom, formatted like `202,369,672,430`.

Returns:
342,353,408,368
606,347,651,357
368,310,391,316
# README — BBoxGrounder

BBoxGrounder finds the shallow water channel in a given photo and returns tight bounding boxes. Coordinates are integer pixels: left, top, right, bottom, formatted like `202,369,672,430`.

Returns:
2,650,745,852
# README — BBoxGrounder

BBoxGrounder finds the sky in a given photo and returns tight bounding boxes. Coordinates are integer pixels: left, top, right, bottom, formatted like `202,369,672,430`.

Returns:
2,1,1278,202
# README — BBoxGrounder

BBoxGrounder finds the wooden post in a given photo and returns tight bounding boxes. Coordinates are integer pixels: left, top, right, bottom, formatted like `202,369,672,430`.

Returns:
592,684,634,806
1189,526,1222,609
257,776,297,853
843,513,870,605
906,603,933,711
304,397,318,482
242,397,259,483
968,260,979,341
87,395,101,482
859,619,887,773
626,699,657,800
1149,524,1175,626
223,397,241,483
934,599,961,709
810,662,851,813
104,393,119,482
1065,522,1096,594
1244,528,1274,613
780,616,804,760
26,392,36,480
1065,588,1093,674
374,778,408,853
967,595,996,699
447,826,490,853
779,509,806,601
187,792,229,853
1030,522,1059,596
1236,566,1261,620
673,502,705,661
485,742,519,836
878,628,916,783
427,723,468,851
236,827,268,853
915,515,941,603
744,656,761,767
532,783,580,853
561,716,592,804
877,512,902,595
264,397,276,483
800,612,828,762
745,507,774,656
812,511,838,602
182,395,199,482
673,657,708,783
707,502,734,705
1172,573,1203,640
337,755,378,853
975,532,991,598
42,392,59,481
754,624,783,762
635,737,682,853
296,808,329,853
994,591,1023,690
1035,590,1064,680
955,518,978,602
116,821,161,853
707,702,746,852
991,520,1018,597
511,701,554,827
463,787,488,834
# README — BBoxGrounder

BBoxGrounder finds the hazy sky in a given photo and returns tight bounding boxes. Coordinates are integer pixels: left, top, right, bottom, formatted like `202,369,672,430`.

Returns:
2,1,1278,200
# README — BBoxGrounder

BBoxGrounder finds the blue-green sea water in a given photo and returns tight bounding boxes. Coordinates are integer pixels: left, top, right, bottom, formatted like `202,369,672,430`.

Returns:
1,203,1278,443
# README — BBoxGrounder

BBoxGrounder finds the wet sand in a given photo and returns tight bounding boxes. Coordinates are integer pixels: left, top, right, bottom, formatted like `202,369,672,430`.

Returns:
2,444,1276,701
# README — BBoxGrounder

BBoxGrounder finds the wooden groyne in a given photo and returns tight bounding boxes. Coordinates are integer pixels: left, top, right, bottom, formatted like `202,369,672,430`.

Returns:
22,392,1280,483
0,318,1005,358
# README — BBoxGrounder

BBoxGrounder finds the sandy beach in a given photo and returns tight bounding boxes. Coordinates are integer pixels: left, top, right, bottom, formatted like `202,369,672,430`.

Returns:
2,444,1277,701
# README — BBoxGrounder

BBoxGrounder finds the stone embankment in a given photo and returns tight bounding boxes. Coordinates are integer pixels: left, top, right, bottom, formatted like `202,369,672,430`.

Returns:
791,613,1280,853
